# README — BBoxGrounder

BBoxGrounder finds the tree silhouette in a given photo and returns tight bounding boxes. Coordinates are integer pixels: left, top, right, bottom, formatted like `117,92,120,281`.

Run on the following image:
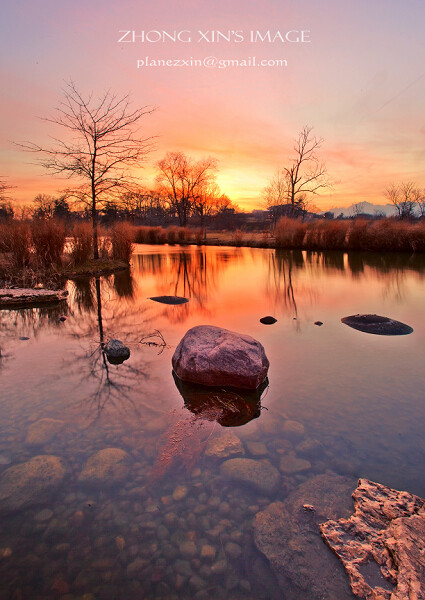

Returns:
20,81,155,258
156,152,218,226
264,126,329,221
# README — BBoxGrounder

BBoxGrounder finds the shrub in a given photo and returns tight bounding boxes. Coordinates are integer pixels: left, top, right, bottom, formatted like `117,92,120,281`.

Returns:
111,222,134,263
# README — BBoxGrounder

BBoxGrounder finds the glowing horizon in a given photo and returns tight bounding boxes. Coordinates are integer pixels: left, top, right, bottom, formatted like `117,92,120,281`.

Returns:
1,0,425,213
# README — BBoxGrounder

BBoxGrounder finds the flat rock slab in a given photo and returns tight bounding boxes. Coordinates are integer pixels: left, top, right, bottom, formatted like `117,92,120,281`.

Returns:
172,325,269,389
341,314,413,335
149,296,189,305
253,473,357,600
0,288,68,308
320,478,425,600
0,455,66,513
220,458,280,495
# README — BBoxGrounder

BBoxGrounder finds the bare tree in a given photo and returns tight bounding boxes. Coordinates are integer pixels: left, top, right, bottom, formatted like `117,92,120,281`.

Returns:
156,152,218,226
264,126,329,222
32,193,55,219
0,178,15,221
385,182,420,220
19,81,155,258
417,189,425,217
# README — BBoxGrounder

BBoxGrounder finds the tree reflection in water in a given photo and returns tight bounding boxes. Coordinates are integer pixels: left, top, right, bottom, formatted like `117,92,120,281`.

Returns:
132,247,242,322
265,250,308,323
65,274,153,421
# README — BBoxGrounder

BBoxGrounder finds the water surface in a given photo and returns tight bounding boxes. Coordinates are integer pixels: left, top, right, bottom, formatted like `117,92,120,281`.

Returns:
0,245,424,600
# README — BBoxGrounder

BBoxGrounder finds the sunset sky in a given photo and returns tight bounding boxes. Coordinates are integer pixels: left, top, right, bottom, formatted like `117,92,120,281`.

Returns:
1,0,425,211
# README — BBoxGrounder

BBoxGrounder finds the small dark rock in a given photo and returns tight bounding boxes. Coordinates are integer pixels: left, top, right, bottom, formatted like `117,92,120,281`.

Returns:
149,296,189,305
103,339,130,364
260,316,277,325
314,321,323,326
19,337,30,341
341,314,413,336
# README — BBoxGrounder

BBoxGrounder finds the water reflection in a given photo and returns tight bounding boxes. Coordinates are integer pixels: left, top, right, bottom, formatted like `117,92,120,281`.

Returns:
132,247,241,321
65,276,151,420
265,250,318,321
173,372,267,427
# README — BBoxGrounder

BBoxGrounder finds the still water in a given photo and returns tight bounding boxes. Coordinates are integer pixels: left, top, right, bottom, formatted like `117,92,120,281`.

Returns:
0,245,424,600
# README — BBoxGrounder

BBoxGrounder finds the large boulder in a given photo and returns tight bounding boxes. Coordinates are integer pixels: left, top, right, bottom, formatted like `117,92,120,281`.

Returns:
253,473,357,600
0,455,66,513
172,325,269,389
220,458,280,495
78,448,130,486
320,478,425,600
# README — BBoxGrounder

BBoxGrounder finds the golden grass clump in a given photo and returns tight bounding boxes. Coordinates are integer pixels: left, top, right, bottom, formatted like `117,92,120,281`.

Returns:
274,217,308,248
0,221,32,267
111,222,134,263
31,219,66,266
69,222,93,265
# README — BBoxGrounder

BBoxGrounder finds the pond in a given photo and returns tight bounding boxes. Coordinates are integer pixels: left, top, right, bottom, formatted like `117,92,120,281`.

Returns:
0,244,424,600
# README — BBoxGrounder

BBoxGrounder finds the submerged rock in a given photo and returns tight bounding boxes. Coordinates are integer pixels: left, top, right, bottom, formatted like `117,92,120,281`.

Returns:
253,473,357,600
320,478,425,600
220,458,280,495
103,339,130,364
205,430,245,459
341,314,413,335
0,455,66,513
78,448,130,485
172,325,269,389
25,418,65,446
279,454,311,474
149,295,189,305
260,316,277,325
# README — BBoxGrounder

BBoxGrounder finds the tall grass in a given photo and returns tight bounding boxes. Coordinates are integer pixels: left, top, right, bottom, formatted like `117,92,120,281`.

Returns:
0,222,32,267
69,222,93,265
274,217,308,248
304,220,350,250
274,216,425,252
134,225,192,244
31,220,66,266
111,222,134,263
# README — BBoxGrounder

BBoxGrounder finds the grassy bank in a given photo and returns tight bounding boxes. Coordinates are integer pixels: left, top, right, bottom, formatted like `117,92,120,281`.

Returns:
2,217,425,289
129,219,425,253
0,221,133,289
